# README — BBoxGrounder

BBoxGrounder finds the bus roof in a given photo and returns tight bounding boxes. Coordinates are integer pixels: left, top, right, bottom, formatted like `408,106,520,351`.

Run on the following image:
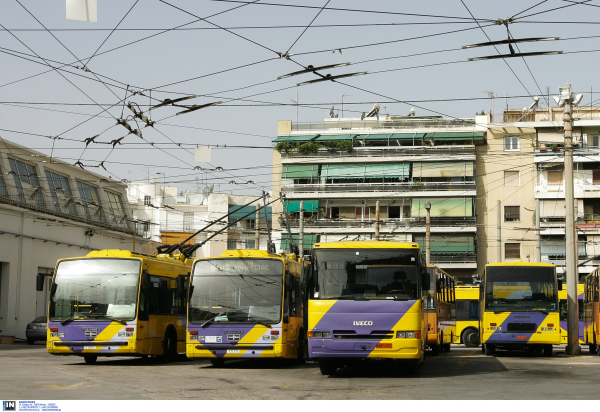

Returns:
485,261,555,268
313,241,420,249
83,249,191,266
218,249,281,258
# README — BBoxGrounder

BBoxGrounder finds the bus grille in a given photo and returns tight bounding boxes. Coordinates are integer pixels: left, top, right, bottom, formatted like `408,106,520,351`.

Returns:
506,323,537,333
333,330,394,339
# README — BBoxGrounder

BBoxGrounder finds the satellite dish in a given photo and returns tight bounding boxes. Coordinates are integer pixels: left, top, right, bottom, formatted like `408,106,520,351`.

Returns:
329,106,335,118
202,184,214,198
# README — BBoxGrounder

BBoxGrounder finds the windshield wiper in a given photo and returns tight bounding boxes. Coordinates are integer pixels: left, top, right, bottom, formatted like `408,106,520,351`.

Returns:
60,316,77,326
201,312,224,328
245,317,272,328
86,313,127,325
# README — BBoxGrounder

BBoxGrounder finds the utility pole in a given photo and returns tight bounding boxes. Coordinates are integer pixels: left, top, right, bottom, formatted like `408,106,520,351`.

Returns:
535,198,541,262
255,203,260,250
425,201,431,265
375,201,380,241
299,200,304,259
560,82,580,355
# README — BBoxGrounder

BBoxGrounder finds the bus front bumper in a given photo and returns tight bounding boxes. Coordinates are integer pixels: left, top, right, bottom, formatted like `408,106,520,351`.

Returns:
187,342,288,359
308,338,421,360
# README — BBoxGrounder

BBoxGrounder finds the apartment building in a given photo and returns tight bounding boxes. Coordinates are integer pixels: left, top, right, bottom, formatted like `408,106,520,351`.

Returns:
0,139,146,341
272,114,490,281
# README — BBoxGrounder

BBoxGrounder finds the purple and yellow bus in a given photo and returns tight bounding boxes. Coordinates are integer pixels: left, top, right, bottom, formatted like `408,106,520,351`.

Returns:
558,284,584,345
425,265,456,355
583,270,600,353
304,241,429,375
41,250,193,364
186,250,304,365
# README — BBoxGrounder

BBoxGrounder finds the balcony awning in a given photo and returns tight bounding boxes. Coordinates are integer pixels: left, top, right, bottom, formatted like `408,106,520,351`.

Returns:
356,133,425,141
414,235,475,254
281,164,318,180
412,161,474,178
229,205,256,221
541,241,586,256
281,234,318,251
411,198,473,217
284,200,319,213
272,134,319,143
313,134,357,141
322,163,409,179
426,132,485,141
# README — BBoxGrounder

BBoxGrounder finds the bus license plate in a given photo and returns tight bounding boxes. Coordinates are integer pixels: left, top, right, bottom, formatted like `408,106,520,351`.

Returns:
84,346,96,350
516,336,527,340
376,343,392,348
226,349,240,354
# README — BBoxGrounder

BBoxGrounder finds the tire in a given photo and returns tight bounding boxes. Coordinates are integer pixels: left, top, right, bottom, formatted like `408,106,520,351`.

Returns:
26,338,35,345
589,344,597,354
407,359,420,375
162,329,177,363
543,344,553,357
430,344,440,356
210,358,225,367
485,344,496,356
462,328,480,347
296,334,306,364
443,343,451,353
83,355,97,365
319,361,337,375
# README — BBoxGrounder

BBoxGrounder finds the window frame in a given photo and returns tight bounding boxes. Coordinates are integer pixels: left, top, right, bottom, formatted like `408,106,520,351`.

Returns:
503,136,520,152
504,170,520,187
504,205,521,222
505,243,521,259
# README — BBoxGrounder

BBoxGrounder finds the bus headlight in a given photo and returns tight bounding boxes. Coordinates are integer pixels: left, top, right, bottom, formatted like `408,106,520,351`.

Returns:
405,331,415,339
313,331,322,338
322,332,331,338
396,331,420,339
50,332,64,338
397,332,406,338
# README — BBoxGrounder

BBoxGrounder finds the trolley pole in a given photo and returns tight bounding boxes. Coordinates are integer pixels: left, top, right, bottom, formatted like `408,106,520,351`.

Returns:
425,201,431,265
299,200,304,259
255,203,260,250
375,201,380,241
561,82,580,355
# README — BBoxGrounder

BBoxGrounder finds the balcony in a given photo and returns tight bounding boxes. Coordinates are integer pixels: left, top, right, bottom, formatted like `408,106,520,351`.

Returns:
0,184,140,235
290,118,477,132
281,181,476,194
285,216,475,229
280,145,476,160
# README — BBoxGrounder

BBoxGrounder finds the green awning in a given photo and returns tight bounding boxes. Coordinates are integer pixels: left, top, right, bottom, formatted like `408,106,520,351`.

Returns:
281,164,318,180
356,133,425,141
541,241,586,257
313,134,357,141
414,235,475,254
229,205,256,221
426,132,485,141
412,161,474,178
411,198,473,217
272,134,319,143
322,164,365,179
281,234,318,251
284,200,319,213
364,163,409,178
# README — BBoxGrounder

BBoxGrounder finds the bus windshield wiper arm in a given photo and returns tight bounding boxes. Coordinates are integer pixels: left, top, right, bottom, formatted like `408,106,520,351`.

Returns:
86,313,127,325
201,312,223,328
60,316,76,326
245,317,272,328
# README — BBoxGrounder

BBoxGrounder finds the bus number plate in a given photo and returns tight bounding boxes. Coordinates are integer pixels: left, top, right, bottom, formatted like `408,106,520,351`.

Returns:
84,346,96,350
376,343,392,348
516,336,527,340
226,350,240,354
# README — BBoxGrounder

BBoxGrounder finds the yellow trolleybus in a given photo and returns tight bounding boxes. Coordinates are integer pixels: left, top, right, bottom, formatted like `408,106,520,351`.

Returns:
186,250,304,365
304,241,429,375
40,250,193,364
454,285,480,347
558,283,584,345
425,265,456,355
583,270,600,353
480,261,561,356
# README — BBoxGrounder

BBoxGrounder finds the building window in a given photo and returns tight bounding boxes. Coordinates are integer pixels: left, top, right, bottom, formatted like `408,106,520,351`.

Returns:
504,206,520,222
245,239,256,249
106,191,129,228
77,181,105,222
227,239,237,250
326,207,340,219
547,171,563,186
8,158,44,207
504,171,520,187
45,170,76,215
505,243,521,259
183,212,194,231
591,135,600,147
355,206,370,220
144,195,151,205
504,136,519,151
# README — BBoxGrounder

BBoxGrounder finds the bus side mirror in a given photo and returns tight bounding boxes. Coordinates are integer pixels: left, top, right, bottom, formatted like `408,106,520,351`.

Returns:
421,272,430,291
177,274,188,294
558,280,563,291
142,270,151,290
36,273,46,291
285,270,295,291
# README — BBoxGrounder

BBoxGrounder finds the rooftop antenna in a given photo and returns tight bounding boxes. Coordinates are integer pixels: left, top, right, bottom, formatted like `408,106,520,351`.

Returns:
483,91,496,121
341,94,352,118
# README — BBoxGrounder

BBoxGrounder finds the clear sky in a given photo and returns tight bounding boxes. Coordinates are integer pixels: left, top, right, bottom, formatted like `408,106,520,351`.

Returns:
1,0,599,197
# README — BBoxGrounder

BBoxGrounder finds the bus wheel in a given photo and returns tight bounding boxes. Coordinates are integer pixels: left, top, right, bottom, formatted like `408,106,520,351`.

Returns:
543,345,553,357
589,344,597,354
484,344,496,356
83,355,97,365
462,329,479,347
162,330,177,362
210,359,225,367
407,359,420,375
443,343,451,353
430,344,440,356
296,335,306,364
319,361,337,375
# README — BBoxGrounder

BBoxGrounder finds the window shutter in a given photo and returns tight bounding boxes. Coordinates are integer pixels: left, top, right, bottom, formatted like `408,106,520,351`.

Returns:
505,243,521,259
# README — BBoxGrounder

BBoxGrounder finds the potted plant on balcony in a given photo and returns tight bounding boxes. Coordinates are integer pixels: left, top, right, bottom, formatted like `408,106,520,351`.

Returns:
539,143,547,152
550,144,559,152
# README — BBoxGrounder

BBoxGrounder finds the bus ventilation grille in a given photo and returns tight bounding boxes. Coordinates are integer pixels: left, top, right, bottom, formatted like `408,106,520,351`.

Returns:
333,330,394,339
506,323,537,333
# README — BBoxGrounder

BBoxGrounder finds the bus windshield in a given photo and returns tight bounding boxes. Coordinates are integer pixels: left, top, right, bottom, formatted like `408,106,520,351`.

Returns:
312,249,419,300
189,259,283,325
49,259,141,321
485,266,557,312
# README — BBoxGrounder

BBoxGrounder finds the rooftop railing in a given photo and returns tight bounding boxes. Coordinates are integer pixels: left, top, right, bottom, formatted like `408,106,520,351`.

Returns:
281,181,476,194
290,118,476,132
280,145,476,159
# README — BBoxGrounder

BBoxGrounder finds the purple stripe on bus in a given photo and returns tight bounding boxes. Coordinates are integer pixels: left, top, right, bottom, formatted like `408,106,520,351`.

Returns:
486,312,548,344
49,320,115,354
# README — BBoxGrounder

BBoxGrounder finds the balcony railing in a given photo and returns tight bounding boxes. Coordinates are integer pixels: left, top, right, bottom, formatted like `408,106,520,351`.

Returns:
430,255,477,263
290,118,476,132
0,184,140,235
281,181,476,194
285,216,475,228
280,145,476,159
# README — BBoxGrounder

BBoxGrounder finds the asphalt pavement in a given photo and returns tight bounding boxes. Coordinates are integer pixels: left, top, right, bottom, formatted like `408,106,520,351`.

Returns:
1,343,599,400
